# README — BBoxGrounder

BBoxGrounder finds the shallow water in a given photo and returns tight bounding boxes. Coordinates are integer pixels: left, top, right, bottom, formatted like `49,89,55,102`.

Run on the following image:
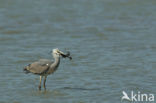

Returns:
0,0,156,103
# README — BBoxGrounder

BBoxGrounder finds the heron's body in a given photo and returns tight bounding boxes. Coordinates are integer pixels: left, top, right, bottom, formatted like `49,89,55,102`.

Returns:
24,48,71,90
24,58,59,75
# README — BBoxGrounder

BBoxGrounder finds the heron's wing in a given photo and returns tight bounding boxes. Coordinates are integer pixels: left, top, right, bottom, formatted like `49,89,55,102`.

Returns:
26,59,53,75
38,59,53,65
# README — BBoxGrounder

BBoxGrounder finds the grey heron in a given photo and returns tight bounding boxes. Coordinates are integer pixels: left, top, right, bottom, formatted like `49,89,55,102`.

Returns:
23,48,72,90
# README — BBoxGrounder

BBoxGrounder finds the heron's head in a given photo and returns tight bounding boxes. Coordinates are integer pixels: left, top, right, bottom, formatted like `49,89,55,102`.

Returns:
52,48,72,60
53,48,60,55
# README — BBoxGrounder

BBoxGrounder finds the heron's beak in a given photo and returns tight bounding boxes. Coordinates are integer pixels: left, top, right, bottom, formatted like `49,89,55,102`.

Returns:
58,50,72,60
58,50,65,55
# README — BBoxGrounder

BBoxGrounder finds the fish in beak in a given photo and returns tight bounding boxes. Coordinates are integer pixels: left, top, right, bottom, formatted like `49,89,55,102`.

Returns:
58,50,72,60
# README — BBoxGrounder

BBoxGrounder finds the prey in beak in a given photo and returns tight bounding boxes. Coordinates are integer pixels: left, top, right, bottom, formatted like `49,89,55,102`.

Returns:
58,50,72,60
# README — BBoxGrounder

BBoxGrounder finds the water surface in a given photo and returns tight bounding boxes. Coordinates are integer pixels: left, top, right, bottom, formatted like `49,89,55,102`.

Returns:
0,0,156,103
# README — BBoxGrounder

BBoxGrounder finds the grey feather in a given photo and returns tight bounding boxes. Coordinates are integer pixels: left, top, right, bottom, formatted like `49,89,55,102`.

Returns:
24,59,53,75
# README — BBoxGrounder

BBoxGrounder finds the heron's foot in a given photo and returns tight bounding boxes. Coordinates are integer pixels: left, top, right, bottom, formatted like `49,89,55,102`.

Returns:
38,85,41,91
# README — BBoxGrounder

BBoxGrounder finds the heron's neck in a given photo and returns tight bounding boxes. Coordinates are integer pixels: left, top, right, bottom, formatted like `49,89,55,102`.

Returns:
54,56,60,64
51,55,60,68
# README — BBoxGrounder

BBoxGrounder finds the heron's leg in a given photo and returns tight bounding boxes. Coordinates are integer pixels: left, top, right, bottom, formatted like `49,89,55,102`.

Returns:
43,76,47,90
38,76,42,90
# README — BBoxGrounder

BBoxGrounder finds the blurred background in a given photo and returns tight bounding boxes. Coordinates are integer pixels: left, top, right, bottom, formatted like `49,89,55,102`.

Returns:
0,0,156,103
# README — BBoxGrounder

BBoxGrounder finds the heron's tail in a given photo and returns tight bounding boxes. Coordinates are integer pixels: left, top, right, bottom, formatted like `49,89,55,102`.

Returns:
23,64,30,74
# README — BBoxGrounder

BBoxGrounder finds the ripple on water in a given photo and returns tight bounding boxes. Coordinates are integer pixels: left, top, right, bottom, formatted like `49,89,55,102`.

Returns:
0,0,156,103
